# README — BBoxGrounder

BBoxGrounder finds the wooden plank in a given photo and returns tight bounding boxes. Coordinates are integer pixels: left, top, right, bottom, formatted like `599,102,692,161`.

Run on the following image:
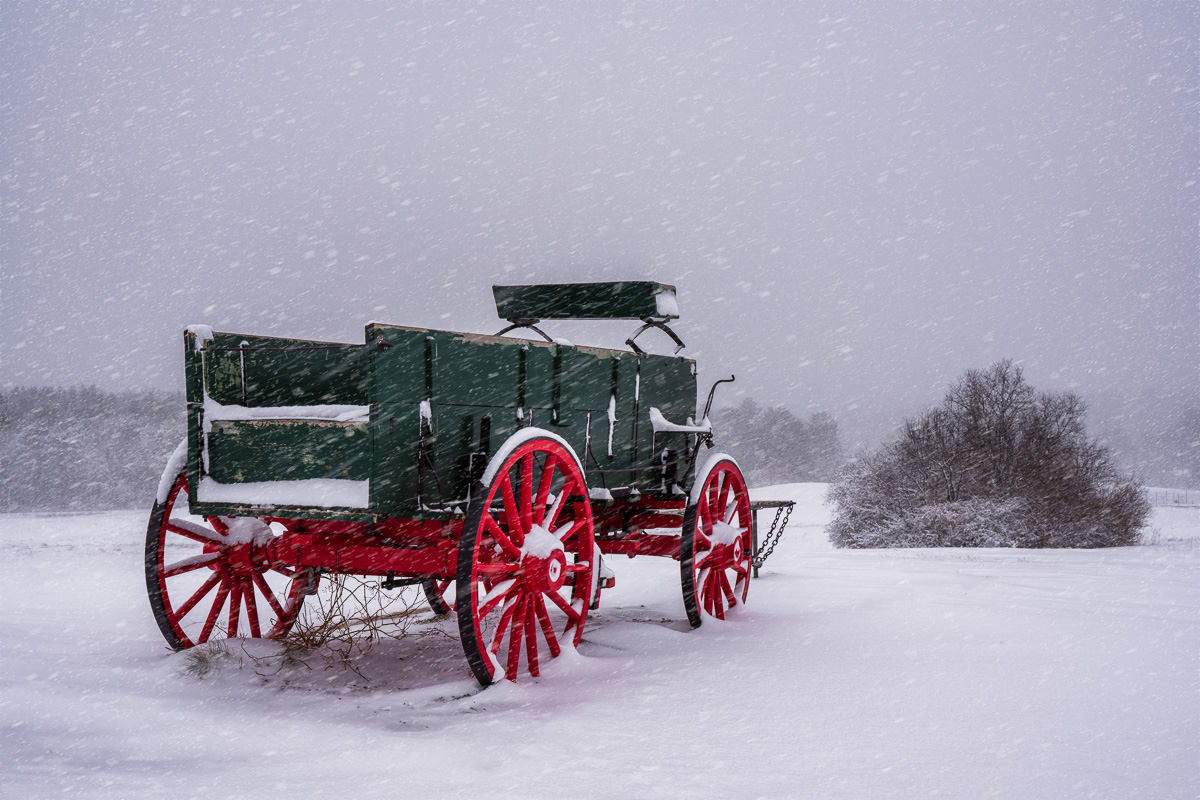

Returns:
206,419,369,483
200,332,367,407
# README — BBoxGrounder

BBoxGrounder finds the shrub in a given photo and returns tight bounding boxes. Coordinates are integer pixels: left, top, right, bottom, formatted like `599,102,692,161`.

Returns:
828,360,1150,549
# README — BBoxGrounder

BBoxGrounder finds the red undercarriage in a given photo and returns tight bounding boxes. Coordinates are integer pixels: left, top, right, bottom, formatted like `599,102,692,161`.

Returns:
258,498,686,581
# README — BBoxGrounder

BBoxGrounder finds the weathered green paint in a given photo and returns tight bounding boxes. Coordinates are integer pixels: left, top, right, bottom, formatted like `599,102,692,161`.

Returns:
368,403,423,514
493,281,678,320
184,304,701,520
200,332,367,407
207,419,369,483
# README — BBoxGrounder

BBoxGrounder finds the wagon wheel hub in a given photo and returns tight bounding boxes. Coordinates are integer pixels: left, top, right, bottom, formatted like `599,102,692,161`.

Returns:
730,534,744,565
709,519,744,569
521,550,567,594
226,542,269,578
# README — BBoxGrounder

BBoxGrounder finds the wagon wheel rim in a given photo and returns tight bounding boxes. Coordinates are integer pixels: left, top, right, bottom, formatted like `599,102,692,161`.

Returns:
422,578,455,616
145,470,316,650
681,458,752,628
456,435,594,685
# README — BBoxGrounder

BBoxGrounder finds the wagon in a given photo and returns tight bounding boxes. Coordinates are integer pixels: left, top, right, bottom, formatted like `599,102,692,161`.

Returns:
145,280,787,685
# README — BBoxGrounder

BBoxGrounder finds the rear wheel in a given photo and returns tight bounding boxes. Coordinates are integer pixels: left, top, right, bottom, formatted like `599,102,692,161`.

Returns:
456,432,595,685
681,455,752,628
145,469,316,649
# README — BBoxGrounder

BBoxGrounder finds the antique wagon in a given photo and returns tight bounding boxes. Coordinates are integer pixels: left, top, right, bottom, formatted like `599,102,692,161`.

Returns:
145,281,771,685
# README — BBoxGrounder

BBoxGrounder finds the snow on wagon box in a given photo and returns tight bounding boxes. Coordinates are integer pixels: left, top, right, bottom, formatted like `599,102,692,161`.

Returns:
146,281,790,686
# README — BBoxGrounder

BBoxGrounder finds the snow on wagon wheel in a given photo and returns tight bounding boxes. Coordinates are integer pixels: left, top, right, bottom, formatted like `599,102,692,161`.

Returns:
681,454,752,628
145,467,317,650
456,431,595,686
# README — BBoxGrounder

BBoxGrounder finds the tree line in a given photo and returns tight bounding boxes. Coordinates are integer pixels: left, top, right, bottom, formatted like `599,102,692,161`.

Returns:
708,399,844,486
0,386,184,512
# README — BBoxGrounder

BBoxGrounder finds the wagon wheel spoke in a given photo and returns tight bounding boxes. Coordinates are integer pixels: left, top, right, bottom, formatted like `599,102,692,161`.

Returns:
553,517,587,544
523,600,540,677
198,581,231,645
244,580,263,638
532,454,557,526
713,475,729,522
698,497,713,537
723,497,740,525
165,519,226,546
226,581,243,638
507,596,529,678
534,595,560,658
499,475,524,545
519,453,535,533
488,597,523,656
544,489,569,532
482,515,522,560
545,588,582,624
479,580,519,618
719,570,737,608
172,571,223,622
252,571,287,620
695,550,719,570
163,552,221,578
475,562,519,578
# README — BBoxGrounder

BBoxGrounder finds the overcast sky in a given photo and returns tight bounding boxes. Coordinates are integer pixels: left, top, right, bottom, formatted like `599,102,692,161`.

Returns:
2,2,1195,448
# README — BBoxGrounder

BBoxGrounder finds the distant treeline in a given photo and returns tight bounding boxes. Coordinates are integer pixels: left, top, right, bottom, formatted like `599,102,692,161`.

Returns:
709,399,845,486
0,386,184,512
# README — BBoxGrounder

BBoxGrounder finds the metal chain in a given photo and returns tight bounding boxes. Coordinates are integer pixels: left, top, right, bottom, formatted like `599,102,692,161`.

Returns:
753,501,794,568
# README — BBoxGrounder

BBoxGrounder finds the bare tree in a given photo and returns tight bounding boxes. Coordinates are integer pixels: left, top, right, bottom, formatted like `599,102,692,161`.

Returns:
829,360,1150,548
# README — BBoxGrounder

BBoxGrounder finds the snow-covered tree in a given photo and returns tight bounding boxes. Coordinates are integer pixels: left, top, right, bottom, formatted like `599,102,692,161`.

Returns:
828,360,1149,548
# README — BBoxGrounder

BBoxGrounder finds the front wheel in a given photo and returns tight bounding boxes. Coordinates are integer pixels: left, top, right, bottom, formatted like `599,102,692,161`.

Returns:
680,454,752,628
456,431,595,685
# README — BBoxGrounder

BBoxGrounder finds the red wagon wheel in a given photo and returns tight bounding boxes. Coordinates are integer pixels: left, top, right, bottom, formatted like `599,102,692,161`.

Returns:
456,432,595,685
681,455,752,628
145,468,317,650
422,578,455,616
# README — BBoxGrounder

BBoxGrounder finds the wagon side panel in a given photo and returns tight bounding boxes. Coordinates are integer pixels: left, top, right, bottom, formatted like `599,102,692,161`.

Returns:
367,324,430,518
632,355,698,493
184,330,373,519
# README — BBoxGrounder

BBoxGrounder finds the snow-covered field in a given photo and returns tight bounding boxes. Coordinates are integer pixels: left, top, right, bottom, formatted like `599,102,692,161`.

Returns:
2,485,1196,799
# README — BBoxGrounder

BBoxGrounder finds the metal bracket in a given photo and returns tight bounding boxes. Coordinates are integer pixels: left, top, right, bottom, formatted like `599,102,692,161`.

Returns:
381,572,424,590
495,319,554,343
625,317,686,355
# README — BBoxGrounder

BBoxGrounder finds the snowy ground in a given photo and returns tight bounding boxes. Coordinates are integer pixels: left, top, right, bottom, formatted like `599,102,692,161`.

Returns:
1,486,1197,799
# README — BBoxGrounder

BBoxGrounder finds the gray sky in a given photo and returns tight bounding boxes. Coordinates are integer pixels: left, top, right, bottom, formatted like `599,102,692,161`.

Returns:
2,2,1196,449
